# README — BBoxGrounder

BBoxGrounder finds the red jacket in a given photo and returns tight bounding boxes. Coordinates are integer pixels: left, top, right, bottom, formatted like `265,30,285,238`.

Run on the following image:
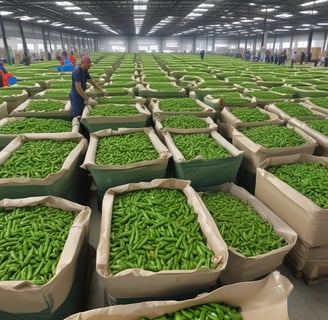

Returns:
0,70,14,87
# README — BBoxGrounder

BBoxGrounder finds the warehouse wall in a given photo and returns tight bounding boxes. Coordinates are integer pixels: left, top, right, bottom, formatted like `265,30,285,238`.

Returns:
0,17,327,61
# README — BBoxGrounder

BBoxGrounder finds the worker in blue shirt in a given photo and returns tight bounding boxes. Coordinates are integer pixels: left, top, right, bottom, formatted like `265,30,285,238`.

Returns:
69,56,108,118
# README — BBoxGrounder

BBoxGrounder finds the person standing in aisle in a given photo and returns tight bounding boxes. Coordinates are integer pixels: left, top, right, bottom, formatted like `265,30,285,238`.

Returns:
325,53,328,67
291,51,297,68
60,51,72,66
69,51,77,66
69,55,108,118
200,49,205,60
300,51,306,64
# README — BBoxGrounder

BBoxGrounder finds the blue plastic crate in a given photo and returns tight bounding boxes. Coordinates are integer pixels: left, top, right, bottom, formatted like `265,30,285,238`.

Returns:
8,76,17,85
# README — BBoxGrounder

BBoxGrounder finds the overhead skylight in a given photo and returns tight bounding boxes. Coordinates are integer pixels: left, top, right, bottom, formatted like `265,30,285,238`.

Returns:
0,11,13,16
301,0,328,6
51,22,65,26
260,8,276,12
65,7,81,11
275,13,293,18
18,16,34,21
134,5,147,10
300,10,318,14
74,12,91,15
55,1,73,6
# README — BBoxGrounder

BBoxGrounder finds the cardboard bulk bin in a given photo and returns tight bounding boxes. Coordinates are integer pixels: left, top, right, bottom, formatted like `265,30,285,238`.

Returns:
255,154,328,247
0,101,8,120
219,106,283,139
303,99,328,116
97,178,228,303
163,129,244,190
288,117,328,156
0,133,88,203
80,103,151,133
1,89,29,114
232,124,318,173
9,98,72,121
81,127,171,202
0,196,91,319
0,117,81,150
137,84,187,99
198,183,297,284
264,102,326,122
152,113,218,142
65,272,293,320
203,93,256,111
148,98,217,120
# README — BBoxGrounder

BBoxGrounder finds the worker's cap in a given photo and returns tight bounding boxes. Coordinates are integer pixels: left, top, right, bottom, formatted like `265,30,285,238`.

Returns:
81,56,92,65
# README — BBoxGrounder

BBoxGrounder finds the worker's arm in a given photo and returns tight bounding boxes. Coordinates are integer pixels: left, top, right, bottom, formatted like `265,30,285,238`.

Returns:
74,81,89,101
88,78,107,95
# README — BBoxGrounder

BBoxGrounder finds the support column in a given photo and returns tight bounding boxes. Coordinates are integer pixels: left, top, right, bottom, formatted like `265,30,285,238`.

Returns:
307,29,313,62
42,27,49,61
158,37,162,53
272,34,276,52
72,34,76,52
127,37,132,53
77,36,81,54
212,29,216,53
65,33,69,50
237,33,241,52
60,31,64,50
18,20,29,65
0,15,12,65
322,30,327,53
205,32,209,52
289,33,294,50
192,36,196,54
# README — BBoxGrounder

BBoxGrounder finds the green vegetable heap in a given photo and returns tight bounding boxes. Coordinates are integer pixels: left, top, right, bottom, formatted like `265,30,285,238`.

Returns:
25,100,66,112
202,192,287,256
0,118,71,134
109,188,216,274
139,302,242,320
0,206,77,284
173,133,230,161
268,162,328,209
89,104,139,116
230,107,270,122
96,132,158,165
160,98,201,112
275,102,313,117
0,140,77,178
162,115,208,129
240,125,306,148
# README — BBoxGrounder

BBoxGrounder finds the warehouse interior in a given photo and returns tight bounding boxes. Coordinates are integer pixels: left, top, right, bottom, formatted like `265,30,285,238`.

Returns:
0,1,327,320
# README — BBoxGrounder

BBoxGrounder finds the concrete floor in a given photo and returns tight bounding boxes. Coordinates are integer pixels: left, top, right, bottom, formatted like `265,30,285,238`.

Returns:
85,190,328,319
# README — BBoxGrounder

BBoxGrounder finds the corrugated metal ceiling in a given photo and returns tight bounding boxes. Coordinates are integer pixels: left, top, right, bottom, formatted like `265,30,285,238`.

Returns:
0,0,327,38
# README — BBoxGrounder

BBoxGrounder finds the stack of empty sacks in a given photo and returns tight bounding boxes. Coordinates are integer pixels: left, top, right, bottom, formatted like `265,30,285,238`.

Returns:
255,153,328,284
